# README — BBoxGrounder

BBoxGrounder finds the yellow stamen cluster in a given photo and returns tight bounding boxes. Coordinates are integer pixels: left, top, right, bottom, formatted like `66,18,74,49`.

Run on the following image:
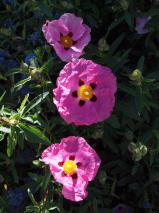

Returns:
63,160,77,175
60,36,73,48
78,85,93,101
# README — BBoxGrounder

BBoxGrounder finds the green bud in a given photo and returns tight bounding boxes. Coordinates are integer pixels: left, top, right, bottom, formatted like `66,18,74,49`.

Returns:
98,170,107,185
20,62,30,75
128,142,136,152
120,0,129,10
129,69,142,81
124,130,133,141
92,129,103,139
98,37,109,52
140,145,148,156
29,67,41,80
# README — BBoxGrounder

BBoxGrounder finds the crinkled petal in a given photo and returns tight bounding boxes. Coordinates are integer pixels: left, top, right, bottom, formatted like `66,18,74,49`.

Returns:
60,13,86,40
42,24,61,45
71,25,91,53
53,58,117,125
62,173,88,202
54,42,84,62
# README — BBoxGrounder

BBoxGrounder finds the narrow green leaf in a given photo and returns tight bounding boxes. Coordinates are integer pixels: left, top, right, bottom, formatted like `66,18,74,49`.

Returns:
137,56,145,71
21,92,49,116
14,77,31,87
7,126,17,157
116,100,142,121
107,17,124,31
0,196,7,208
106,114,120,129
108,33,125,55
0,91,6,102
40,58,54,72
28,188,38,205
8,163,18,183
85,14,98,28
135,86,142,115
79,203,89,213
37,2,53,17
18,123,51,145
19,93,29,110
5,68,20,76
124,11,131,27
40,170,51,199
0,126,10,133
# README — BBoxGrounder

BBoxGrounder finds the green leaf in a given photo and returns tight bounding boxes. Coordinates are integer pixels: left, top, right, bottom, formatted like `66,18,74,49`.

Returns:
85,14,98,28
0,196,7,208
5,68,20,76
32,160,44,168
19,93,29,110
79,203,89,213
137,56,145,71
40,169,52,199
28,188,38,205
124,11,131,27
135,86,142,115
131,162,139,175
7,126,17,157
40,58,54,72
136,9,159,18
8,163,18,183
0,126,10,133
21,92,49,116
14,77,31,87
116,100,142,121
0,91,6,102
37,2,53,17
107,17,124,32
106,114,120,129
117,175,132,186
18,123,51,145
108,33,125,55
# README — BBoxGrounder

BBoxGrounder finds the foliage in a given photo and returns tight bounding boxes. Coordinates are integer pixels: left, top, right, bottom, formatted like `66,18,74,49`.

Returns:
0,0,159,212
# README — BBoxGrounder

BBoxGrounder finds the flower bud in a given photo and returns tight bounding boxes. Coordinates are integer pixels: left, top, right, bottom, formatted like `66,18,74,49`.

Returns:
98,170,107,185
120,0,129,10
140,145,148,156
29,67,41,80
129,69,142,81
92,129,103,139
9,119,19,126
124,129,133,141
20,62,30,75
128,142,136,152
98,37,109,52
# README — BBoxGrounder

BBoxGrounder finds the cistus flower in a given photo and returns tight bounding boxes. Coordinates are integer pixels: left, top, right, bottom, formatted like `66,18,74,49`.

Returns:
53,58,117,126
135,10,151,34
40,136,101,201
112,204,130,213
42,13,91,62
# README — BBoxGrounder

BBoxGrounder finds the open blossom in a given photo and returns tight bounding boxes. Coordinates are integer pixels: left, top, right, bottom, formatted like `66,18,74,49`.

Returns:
42,13,91,62
53,58,117,126
135,10,151,34
40,136,101,201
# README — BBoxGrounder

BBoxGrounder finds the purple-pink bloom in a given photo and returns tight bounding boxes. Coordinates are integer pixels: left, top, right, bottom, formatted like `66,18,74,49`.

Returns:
112,204,130,213
40,136,101,201
42,13,91,62
135,10,151,34
53,58,117,126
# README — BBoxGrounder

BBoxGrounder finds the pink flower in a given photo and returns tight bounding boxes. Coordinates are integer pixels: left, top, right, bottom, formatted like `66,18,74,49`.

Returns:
42,13,91,62
136,10,151,34
40,136,101,201
53,58,117,126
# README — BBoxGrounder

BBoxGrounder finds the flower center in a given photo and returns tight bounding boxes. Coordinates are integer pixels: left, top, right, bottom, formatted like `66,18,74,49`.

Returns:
63,160,77,175
60,36,73,48
78,85,93,101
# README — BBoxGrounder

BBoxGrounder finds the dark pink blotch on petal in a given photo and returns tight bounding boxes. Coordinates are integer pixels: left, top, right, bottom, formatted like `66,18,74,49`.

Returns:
42,13,91,62
39,136,101,201
53,58,117,125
